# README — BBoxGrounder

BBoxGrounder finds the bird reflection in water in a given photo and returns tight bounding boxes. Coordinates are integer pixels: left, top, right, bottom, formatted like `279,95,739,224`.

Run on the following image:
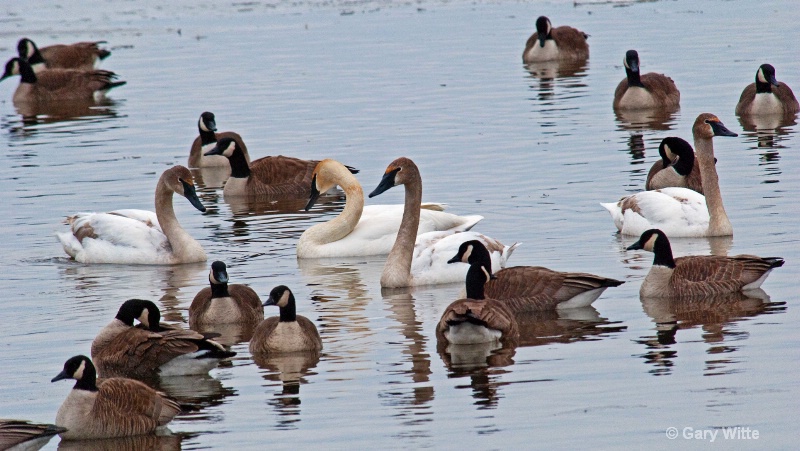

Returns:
634,289,787,376
438,307,626,408
253,351,321,430
56,431,184,451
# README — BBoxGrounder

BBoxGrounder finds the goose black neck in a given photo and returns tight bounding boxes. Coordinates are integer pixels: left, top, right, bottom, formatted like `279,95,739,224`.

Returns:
652,234,676,268
210,282,230,298
18,60,37,84
465,264,487,300
199,129,218,146
755,78,774,94
279,294,297,322
228,145,251,178
626,67,644,88
74,364,99,392
672,149,695,176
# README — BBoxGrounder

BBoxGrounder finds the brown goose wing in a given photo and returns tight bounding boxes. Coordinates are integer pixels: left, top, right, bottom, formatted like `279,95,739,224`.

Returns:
249,317,280,353
612,78,629,108
551,26,589,59
436,298,519,343
0,420,65,449
522,32,539,59
775,82,800,114
640,73,680,107
296,316,323,351
735,83,757,115
672,255,780,294
95,378,180,434
645,160,666,190
94,328,202,375
41,42,108,69
188,287,212,322
248,156,318,196
228,284,265,323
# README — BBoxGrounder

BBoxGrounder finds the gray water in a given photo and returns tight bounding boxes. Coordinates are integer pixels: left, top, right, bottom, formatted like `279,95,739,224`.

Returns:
1,0,797,449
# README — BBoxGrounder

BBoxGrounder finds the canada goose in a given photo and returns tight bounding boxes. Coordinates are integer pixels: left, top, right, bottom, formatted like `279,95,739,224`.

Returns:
0,57,125,103
448,240,624,310
436,262,520,345
298,159,483,258
204,137,358,197
189,261,264,327
522,16,588,63
613,50,680,110
51,355,182,439
0,419,65,450
626,229,784,297
188,111,251,168
92,299,236,378
249,286,323,354
645,137,705,194
369,157,518,287
57,165,207,264
17,38,111,72
735,64,799,117
601,113,738,237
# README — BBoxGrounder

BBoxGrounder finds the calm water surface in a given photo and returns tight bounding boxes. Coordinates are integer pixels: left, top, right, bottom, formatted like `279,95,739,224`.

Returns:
0,0,797,449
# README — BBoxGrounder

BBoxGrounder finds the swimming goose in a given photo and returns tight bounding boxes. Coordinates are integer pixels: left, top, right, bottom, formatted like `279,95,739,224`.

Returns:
601,113,738,237
645,137,705,194
735,64,799,117
51,355,182,439
189,261,264,328
449,240,624,310
436,263,519,345
57,165,207,264
18,38,111,72
188,111,251,168
249,286,323,354
204,137,358,197
369,157,518,287
626,229,784,297
0,57,125,103
92,299,236,378
0,419,65,450
613,50,680,110
298,159,483,258
522,16,588,63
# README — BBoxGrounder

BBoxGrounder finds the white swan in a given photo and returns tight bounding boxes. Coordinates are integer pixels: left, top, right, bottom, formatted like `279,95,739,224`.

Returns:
297,159,482,258
369,157,519,288
57,165,208,264
601,113,738,237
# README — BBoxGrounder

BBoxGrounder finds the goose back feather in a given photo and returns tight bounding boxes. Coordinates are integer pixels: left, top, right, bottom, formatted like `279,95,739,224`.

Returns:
0,419,65,450
18,38,110,72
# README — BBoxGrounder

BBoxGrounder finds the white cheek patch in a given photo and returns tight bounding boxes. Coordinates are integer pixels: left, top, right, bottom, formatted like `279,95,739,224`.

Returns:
74,360,86,380
481,265,491,283
138,308,150,327
223,141,236,157
644,234,658,252
545,22,552,35
26,41,35,58
461,245,473,263
209,269,218,284
623,57,629,69
757,68,766,84
199,119,209,132
663,144,675,161
278,290,291,307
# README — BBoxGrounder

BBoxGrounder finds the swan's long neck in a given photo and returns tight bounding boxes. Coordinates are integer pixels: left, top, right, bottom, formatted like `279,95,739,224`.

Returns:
301,168,364,246
695,136,732,236
155,179,200,261
381,169,422,287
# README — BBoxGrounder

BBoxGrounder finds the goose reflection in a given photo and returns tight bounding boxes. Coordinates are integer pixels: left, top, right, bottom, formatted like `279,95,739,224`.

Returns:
613,107,678,133
253,351,321,429
438,307,626,408
8,98,120,131
155,372,236,409
57,433,183,451
524,59,588,103
634,290,786,376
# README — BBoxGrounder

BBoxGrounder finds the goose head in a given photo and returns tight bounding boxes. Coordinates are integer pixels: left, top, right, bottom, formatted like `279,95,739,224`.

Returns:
0,58,21,81
623,50,640,75
448,240,494,271
203,137,240,158
163,165,206,212
535,16,552,47
51,355,98,390
198,111,217,133
305,159,352,210
16,38,45,66
626,229,676,268
693,114,738,140
115,299,161,330
263,285,297,322
755,64,779,89
369,157,419,198
210,261,229,285
658,137,695,174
